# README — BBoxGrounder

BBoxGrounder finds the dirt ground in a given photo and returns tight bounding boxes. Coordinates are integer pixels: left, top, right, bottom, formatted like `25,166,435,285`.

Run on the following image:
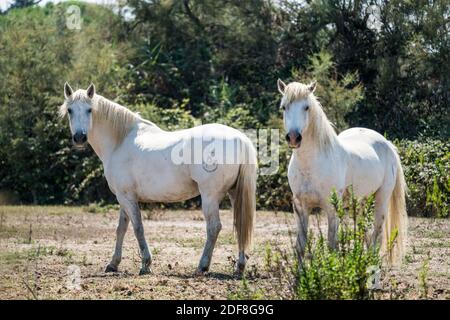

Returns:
0,205,448,300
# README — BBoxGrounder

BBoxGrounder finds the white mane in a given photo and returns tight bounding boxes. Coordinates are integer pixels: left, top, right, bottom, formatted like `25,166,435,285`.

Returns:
60,90,158,144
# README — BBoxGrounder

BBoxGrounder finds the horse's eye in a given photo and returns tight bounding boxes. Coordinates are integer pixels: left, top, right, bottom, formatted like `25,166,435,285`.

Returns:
68,108,72,114
305,106,309,111
87,108,92,114
281,105,286,111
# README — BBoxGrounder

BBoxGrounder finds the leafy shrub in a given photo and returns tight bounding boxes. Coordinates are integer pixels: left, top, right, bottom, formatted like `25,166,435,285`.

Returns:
133,100,198,131
296,191,381,299
232,190,383,300
395,139,449,218
256,143,292,211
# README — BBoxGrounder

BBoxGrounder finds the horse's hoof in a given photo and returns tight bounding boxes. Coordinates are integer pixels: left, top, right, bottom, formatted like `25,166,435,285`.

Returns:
139,267,152,276
194,268,208,277
233,269,244,279
235,263,245,277
105,264,118,273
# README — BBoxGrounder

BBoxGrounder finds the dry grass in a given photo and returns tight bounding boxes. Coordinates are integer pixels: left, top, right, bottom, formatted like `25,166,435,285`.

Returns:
0,205,448,300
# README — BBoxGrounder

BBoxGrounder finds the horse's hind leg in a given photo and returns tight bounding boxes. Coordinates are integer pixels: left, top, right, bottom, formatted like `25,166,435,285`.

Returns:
229,189,247,273
105,208,129,272
370,184,394,249
116,194,152,275
196,194,222,275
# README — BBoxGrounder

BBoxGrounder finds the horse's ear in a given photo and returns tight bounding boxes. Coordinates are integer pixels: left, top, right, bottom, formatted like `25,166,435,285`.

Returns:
64,82,73,99
86,83,96,99
277,78,286,95
307,80,317,93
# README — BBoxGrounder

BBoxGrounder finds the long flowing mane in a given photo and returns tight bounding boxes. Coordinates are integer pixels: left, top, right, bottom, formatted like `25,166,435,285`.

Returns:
284,82,338,152
60,90,159,144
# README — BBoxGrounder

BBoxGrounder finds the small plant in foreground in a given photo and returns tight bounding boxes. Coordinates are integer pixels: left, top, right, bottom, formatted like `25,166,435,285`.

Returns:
232,189,385,300
418,253,430,299
296,190,381,299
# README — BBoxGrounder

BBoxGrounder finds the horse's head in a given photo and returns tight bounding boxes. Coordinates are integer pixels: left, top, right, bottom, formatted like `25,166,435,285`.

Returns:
60,82,96,149
277,79,317,149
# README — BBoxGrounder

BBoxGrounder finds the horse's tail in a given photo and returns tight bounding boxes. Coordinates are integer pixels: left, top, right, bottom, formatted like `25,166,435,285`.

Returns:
382,150,408,266
233,140,257,255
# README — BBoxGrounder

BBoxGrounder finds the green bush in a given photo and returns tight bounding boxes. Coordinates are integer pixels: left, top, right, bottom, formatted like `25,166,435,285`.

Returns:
256,143,292,211
296,191,381,299
395,139,449,218
133,101,198,131
232,190,383,300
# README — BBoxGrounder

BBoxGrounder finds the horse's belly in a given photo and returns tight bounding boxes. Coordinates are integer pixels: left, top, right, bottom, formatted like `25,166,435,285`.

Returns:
106,154,200,202
346,162,385,197
133,166,199,202
136,181,199,203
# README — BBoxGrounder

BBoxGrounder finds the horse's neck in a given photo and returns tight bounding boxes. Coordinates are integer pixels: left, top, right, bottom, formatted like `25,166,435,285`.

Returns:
293,129,341,166
88,120,123,164
292,138,320,166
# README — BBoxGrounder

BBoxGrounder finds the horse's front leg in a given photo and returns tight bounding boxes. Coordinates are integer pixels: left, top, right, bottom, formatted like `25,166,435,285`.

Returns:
196,195,221,275
293,198,309,265
325,203,339,251
117,194,152,275
105,208,129,272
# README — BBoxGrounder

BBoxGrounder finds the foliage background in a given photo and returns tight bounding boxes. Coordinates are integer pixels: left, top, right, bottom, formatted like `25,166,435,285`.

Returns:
0,0,448,217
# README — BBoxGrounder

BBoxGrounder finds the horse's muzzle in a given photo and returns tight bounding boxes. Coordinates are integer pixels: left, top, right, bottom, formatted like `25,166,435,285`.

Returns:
73,131,87,147
285,131,302,149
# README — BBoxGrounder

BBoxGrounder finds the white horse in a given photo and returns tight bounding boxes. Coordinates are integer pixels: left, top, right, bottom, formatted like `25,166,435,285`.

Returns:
59,83,257,275
277,79,407,266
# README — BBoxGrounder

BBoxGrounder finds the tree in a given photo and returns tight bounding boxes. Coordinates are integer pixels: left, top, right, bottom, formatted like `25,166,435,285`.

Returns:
0,2,132,203
1,0,41,14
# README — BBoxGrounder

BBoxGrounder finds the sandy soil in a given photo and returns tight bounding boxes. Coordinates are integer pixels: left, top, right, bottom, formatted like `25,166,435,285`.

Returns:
0,206,448,300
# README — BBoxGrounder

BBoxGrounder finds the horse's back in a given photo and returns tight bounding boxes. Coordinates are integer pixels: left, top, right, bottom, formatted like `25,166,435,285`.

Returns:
339,127,386,143
184,123,253,144
184,123,256,196
338,127,398,196
338,127,396,157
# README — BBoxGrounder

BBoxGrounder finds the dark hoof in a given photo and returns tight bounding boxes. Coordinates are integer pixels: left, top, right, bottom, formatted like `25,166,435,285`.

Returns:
105,264,118,273
194,267,209,277
139,267,152,276
235,263,245,276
